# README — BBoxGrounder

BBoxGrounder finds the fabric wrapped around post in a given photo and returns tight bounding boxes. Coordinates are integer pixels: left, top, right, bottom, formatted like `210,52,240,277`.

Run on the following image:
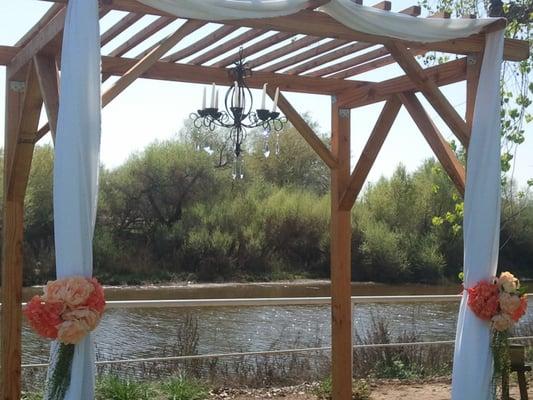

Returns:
48,0,102,399
451,30,504,400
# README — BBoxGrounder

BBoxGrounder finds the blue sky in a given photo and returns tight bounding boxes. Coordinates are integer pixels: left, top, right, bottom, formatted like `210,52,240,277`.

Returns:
1,0,531,188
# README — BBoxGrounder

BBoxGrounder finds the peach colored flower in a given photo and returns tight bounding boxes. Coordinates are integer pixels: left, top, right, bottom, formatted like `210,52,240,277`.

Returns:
500,292,521,315
491,313,514,332
63,308,101,331
86,278,106,314
498,271,519,293
44,277,94,308
23,296,64,339
467,281,500,320
57,320,89,344
511,295,528,322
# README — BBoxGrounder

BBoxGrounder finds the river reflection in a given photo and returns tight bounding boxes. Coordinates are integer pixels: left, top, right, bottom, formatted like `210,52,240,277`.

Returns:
13,281,533,364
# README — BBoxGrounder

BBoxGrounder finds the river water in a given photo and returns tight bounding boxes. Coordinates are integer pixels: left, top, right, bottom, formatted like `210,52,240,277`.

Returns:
15,281,533,365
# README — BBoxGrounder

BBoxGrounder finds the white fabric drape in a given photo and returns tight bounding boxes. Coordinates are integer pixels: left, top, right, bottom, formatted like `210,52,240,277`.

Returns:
139,0,501,42
50,0,101,399
451,30,504,400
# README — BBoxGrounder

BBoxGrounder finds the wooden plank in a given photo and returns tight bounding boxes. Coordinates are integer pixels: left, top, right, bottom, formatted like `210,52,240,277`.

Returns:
399,5,422,16
108,16,176,57
211,31,295,68
387,41,469,146
465,53,482,137
285,41,374,75
330,101,352,400
189,28,266,65
337,57,467,108
0,46,19,66
261,39,348,72
372,1,391,10
7,7,66,80
15,3,64,48
399,91,465,195
268,88,338,168
305,46,389,77
34,55,59,141
101,12,143,47
339,96,402,210
327,48,427,79
162,25,239,62
101,55,367,95
39,0,529,61
247,35,322,69
102,19,206,107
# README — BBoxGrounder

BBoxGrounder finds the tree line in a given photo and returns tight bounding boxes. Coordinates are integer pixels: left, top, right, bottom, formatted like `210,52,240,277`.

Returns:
0,123,531,286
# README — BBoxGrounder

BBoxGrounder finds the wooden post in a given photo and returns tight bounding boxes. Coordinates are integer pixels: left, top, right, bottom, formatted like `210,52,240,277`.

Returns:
330,98,352,400
1,69,25,400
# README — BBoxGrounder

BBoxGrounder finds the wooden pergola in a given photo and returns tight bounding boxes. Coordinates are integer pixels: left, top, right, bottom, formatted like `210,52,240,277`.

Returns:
0,1,529,399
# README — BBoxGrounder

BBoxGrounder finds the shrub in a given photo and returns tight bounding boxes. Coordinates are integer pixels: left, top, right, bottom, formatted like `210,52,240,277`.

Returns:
96,376,155,400
161,376,209,400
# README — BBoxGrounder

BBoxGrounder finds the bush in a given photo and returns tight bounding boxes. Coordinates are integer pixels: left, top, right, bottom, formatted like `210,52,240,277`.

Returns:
161,376,209,400
96,376,155,400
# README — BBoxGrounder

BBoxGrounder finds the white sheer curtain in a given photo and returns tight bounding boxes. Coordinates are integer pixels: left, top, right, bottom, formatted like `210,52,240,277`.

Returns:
50,0,101,398
451,30,504,400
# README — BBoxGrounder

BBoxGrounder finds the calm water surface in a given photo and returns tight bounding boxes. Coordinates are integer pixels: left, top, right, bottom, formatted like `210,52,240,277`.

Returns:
13,281,533,364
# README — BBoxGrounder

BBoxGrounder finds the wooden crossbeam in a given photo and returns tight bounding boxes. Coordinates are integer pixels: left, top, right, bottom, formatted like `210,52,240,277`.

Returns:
247,35,322,69
34,54,59,141
327,48,427,79
261,39,348,72
15,3,64,48
337,57,467,108
211,32,295,68
163,25,239,62
285,41,374,75
268,87,338,169
101,12,143,47
306,46,388,77
108,16,176,57
372,1,392,10
387,41,470,146
400,5,422,16
339,96,402,210
399,91,465,195
7,7,66,80
102,19,205,106
189,28,266,65
0,45,18,65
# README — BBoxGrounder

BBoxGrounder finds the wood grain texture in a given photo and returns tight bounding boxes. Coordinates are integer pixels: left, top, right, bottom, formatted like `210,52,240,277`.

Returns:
101,12,143,47
339,96,402,210
330,101,353,400
34,54,59,141
400,92,465,195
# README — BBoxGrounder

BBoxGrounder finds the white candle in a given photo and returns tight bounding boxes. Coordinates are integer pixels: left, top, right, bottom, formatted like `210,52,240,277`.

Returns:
261,83,267,109
202,87,206,109
272,87,280,112
233,81,238,107
215,89,219,109
211,83,216,108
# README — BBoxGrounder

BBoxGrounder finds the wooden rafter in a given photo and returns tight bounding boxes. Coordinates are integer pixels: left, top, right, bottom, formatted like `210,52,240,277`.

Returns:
339,96,402,210
101,12,143,47
387,41,470,146
306,46,388,77
211,31,295,68
285,41,374,75
34,54,60,141
337,57,467,108
103,19,205,107
15,3,64,48
162,25,239,62
268,87,338,169
399,5,422,16
399,92,466,195
247,35,322,69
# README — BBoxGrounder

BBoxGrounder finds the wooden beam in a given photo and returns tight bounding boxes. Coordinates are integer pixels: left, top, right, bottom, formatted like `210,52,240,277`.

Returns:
101,12,143,47
267,88,338,169
101,54,367,95
330,101,352,400
102,19,205,107
306,46,389,77
465,53,482,136
247,35,322,69
339,96,402,210
261,39,349,72
189,28,266,65
108,16,176,58
15,3,64,48
162,25,239,62
7,7,66,80
34,55,59,141
211,31,295,68
399,91,465,195
0,45,18,66
388,41,469,146
337,57,467,108
285,41,374,75
372,1,391,10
